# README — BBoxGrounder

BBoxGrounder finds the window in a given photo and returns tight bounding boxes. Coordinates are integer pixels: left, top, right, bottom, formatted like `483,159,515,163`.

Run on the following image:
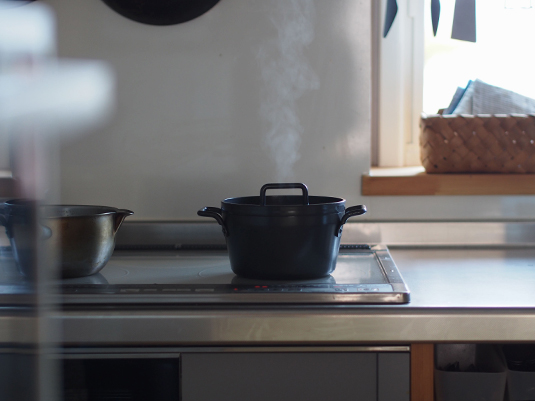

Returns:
366,0,535,195
374,0,535,168
424,0,535,113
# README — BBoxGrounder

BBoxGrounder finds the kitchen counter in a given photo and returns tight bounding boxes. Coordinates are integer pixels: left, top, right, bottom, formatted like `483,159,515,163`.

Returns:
2,222,535,345
392,248,535,308
55,247,535,346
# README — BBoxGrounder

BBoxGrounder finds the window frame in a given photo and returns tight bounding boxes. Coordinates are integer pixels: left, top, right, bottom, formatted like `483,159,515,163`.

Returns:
372,0,425,168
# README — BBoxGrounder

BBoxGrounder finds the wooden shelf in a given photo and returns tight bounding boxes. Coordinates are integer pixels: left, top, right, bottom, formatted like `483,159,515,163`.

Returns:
362,167,535,195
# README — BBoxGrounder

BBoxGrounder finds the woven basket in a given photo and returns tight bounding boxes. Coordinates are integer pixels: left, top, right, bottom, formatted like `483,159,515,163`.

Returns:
420,113,535,173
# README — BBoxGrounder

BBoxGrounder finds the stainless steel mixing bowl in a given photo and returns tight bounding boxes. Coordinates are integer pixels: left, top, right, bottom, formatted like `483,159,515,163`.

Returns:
0,200,133,278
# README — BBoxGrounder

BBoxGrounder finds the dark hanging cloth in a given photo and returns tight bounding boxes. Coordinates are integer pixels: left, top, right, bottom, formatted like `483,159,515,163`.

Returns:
431,0,441,36
451,0,477,42
383,0,398,37
383,0,476,42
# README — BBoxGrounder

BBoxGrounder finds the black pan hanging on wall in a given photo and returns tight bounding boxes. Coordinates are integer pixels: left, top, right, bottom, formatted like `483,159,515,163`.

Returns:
101,0,221,26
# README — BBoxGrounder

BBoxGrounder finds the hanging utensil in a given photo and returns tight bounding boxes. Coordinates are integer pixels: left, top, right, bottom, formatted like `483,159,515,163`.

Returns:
383,0,398,37
431,0,441,36
451,0,476,42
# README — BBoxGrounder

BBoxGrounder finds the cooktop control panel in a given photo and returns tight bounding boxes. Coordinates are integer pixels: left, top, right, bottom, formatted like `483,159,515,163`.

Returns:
62,283,395,295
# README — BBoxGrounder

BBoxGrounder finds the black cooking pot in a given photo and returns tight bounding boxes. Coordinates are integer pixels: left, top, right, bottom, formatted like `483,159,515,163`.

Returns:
197,183,366,280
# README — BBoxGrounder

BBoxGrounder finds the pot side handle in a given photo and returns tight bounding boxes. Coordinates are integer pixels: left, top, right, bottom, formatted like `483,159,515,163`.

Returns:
336,205,367,237
197,207,229,237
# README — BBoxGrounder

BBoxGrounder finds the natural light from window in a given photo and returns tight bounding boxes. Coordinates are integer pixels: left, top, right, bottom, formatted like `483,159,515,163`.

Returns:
423,0,535,114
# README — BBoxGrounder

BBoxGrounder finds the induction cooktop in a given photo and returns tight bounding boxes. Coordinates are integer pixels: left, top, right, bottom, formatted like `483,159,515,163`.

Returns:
58,244,410,305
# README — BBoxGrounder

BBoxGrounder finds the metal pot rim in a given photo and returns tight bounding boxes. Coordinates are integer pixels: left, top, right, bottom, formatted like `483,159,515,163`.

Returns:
3,200,132,218
222,195,346,206
221,196,346,216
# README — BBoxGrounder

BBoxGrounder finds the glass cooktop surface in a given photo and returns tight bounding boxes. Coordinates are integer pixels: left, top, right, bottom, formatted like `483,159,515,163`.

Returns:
58,244,410,305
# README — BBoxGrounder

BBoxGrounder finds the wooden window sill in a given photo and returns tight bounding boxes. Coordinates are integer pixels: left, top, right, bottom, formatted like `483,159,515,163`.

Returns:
362,167,535,196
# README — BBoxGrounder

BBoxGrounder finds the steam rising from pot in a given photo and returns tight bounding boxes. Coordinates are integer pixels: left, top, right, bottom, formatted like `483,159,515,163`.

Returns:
257,0,319,181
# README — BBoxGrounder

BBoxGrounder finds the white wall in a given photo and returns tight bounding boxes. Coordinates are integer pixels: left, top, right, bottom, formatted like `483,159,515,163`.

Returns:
43,0,535,221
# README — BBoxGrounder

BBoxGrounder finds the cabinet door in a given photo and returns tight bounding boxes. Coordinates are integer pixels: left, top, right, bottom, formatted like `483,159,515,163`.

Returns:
378,353,410,401
181,352,377,401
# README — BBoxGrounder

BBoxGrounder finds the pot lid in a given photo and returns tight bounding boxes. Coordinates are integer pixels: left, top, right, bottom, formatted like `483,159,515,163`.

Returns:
221,183,346,216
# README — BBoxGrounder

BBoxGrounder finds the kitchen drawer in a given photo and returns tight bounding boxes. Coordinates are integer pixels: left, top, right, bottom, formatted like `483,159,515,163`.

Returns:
181,352,409,401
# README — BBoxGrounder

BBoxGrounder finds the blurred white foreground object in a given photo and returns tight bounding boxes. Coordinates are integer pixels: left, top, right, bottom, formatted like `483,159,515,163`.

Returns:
0,60,116,136
0,0,115,200
0,1,55,65
0,1,116,136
